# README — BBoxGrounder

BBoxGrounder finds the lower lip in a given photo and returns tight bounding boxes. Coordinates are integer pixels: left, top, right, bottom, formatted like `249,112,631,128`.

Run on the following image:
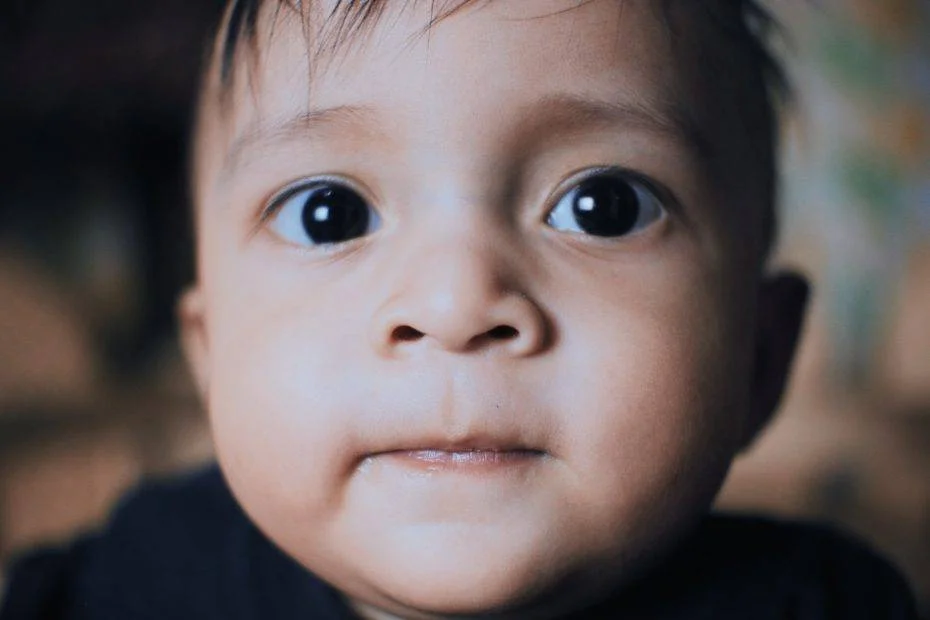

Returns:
375,449,545,473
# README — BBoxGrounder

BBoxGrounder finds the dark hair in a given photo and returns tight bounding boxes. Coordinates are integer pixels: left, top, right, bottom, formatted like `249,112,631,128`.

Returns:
212,0,790,258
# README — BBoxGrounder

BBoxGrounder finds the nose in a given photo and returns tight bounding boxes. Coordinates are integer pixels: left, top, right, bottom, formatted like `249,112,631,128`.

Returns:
370,237,549,358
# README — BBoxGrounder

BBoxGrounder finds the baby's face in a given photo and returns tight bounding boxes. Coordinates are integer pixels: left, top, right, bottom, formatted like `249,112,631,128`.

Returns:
184,1,799,617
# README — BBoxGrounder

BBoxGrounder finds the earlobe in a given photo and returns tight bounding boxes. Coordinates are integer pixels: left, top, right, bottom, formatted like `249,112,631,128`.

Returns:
178,287,210,404
741,271,810,451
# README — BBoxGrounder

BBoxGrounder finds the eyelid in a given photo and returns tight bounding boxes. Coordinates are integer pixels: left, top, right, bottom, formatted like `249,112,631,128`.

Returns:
259,174,378,224
545,165,679,219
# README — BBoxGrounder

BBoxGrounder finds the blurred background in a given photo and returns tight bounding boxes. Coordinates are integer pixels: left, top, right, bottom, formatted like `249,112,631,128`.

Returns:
0,0,928,615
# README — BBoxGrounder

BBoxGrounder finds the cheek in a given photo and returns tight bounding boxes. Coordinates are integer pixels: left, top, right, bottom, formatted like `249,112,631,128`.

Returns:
203,252,369,524
550,261,752,546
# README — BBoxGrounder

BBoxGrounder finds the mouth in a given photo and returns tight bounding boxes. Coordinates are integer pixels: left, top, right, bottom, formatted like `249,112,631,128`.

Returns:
365,439,548,473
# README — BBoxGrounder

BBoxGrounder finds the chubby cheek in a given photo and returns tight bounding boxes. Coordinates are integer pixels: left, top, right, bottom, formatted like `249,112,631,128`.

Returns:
202,249,368,534
551,260,752,556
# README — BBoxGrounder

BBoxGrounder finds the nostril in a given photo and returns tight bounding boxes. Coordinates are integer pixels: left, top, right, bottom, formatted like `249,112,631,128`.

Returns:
392,325,425,342
487,325,519,340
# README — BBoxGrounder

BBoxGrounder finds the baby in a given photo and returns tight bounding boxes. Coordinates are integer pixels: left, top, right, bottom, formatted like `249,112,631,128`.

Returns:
1,1,919,618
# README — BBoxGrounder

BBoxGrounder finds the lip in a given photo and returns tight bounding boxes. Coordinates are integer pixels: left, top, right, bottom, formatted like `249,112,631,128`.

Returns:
363,431,548,470
373,448,546,472
356,426,551,471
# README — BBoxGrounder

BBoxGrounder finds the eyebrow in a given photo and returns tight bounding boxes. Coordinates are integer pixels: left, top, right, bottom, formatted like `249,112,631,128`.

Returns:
509,93,713,161
221,93,712,178
222,104,381,177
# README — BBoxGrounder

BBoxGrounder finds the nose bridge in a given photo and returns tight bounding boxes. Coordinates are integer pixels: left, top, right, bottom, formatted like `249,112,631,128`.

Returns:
423,221,505,303
401,225,511,332
396,170,512,303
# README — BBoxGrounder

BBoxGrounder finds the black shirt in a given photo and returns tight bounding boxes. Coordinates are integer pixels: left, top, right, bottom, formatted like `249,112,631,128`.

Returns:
0,466,919,619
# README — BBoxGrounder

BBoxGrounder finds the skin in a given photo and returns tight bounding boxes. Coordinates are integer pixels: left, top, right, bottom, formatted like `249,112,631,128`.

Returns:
181,1,808,618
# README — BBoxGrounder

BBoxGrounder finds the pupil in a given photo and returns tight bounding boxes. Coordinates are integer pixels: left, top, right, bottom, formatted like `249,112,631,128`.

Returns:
572,177,640,237
300,185,369,244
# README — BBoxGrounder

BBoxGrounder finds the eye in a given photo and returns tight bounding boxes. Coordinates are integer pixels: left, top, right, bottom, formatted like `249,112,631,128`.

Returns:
266,181,381,246
547,171,666,238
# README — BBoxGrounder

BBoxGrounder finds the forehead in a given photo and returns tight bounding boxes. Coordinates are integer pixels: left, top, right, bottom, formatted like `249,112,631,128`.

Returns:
228,0,680,81
201,1,721,173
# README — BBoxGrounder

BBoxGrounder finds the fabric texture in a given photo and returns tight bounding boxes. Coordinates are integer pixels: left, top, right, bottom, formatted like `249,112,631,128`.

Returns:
0,466,919,620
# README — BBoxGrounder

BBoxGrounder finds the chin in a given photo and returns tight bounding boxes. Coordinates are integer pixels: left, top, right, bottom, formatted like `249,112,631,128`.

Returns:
326,495,714,620
355,569,567,619
349,554,624,620
370,571,543,617
329,523,618,620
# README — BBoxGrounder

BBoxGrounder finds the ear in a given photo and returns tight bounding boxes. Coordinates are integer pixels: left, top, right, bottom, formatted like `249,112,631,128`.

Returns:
178,286,210,404
741,271,810,451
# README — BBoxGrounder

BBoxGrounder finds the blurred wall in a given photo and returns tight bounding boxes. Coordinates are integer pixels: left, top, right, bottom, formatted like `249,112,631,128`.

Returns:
0,0,928,614
0,0,221,580
718,0,930,613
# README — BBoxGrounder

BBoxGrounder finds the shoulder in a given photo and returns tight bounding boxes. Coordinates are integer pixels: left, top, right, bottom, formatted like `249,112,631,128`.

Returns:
0,466,251,620
89,464,245,561
640,513,920,619
699,514,913,586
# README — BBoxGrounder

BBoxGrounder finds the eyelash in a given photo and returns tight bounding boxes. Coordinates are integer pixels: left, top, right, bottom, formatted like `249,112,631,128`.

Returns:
558,166,669,203
259,175,364,223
